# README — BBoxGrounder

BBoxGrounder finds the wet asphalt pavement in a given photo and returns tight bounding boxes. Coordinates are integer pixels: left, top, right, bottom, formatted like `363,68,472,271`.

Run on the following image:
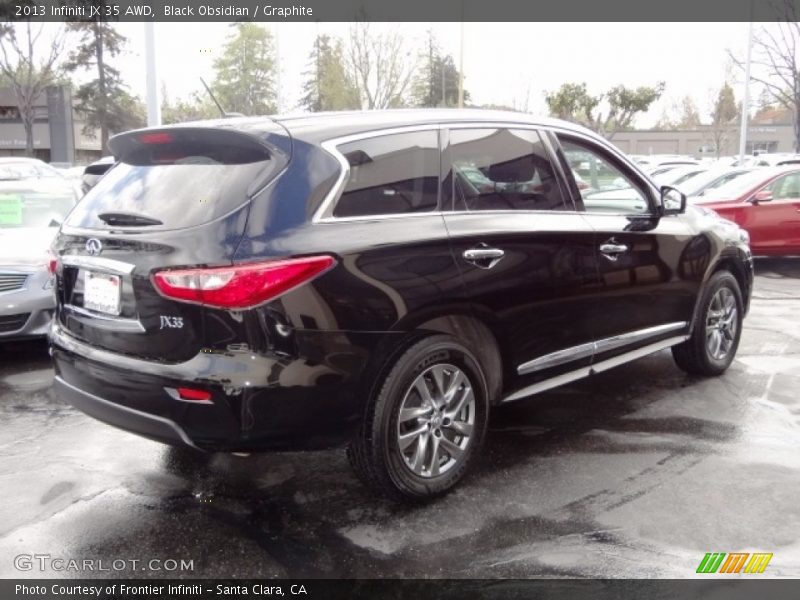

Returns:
1,258,799,579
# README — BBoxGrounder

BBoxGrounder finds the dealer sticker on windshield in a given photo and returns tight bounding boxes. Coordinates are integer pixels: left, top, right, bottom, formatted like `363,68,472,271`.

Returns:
0,193,23,225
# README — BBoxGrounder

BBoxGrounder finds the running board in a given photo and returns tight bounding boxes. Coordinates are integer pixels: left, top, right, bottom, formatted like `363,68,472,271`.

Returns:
501,335,689,404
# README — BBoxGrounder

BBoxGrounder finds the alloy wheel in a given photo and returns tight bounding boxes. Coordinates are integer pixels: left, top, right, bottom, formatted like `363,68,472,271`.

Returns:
396,364,476,478
706,286,738,361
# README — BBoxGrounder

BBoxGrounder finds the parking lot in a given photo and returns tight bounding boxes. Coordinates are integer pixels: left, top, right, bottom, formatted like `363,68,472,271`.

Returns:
0,257,798,579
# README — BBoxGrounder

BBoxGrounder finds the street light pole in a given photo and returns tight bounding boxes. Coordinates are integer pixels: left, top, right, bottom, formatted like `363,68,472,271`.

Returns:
738,20,754,164
144,22,161,127
457,21,464,108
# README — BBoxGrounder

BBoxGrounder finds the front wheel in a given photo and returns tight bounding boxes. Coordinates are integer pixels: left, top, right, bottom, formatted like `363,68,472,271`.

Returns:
347,334,489,501
672,270,743,376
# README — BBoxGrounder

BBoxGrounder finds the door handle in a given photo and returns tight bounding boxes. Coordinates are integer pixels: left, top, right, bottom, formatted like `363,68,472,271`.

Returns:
463,247,505,261
463,246,505,269
599,240,629,261
599,243,628,254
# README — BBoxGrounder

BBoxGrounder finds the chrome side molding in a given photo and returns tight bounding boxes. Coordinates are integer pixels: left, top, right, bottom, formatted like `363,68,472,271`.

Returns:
503,334,689,403
517,321,688,376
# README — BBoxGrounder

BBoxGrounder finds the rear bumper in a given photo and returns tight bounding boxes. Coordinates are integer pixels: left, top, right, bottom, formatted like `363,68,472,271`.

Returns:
54,375,200,449
49,322,399,452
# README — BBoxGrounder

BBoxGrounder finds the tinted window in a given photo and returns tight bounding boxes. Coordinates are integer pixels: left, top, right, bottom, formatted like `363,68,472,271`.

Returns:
334,131,439,218
65,130,283,230
447,128,569,212
559,137,651,215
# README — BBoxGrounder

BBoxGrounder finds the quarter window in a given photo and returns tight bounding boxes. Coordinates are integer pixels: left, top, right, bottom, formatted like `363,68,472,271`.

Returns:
334,131,439,218
559,137,652,215
447,128,570,212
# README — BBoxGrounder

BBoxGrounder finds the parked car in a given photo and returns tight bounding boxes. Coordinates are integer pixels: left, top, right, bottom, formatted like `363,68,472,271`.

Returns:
1,178,77,339
750,153,800,167
693,166,800,256
81,155,115,195
678,167,754,197
653,164,709,187
49,110,753,500
0,157,65,180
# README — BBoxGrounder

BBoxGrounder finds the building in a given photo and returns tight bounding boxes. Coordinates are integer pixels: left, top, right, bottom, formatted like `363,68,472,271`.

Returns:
0,84,102,164
610,108,797,157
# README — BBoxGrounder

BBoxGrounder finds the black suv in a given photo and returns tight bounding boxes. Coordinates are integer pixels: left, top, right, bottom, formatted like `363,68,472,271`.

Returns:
50,110,753,500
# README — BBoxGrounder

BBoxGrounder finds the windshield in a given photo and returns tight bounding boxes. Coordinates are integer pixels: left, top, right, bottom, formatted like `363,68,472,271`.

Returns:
0,189,75,228
696,170,781,202
680,170,749,196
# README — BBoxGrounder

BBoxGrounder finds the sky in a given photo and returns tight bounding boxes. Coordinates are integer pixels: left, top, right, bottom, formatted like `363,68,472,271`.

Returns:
98,22,755,128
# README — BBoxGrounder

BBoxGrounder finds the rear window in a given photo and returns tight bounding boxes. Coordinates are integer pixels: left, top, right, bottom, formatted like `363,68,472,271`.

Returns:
65,129,285,230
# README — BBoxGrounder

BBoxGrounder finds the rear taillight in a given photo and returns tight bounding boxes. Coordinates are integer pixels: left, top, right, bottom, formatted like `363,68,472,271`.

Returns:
151,256,336,309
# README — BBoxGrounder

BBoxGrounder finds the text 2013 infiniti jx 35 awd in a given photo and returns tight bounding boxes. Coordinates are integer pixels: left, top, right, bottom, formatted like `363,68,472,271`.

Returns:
50,110,753,500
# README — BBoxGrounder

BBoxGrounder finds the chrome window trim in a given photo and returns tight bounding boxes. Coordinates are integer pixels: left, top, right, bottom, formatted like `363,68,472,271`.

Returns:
311,121,616,223
517,321,688,376
504,334,689,403
61,255,135,275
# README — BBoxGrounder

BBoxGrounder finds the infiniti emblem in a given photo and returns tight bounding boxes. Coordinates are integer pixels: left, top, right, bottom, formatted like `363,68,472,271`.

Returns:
85,238,103,256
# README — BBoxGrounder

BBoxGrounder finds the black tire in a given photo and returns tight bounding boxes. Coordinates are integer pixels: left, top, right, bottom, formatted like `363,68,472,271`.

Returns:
347,334,490,502
672,270,743,376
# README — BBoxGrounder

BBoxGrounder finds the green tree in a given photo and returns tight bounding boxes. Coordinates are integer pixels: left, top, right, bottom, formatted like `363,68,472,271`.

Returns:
161,86,219,124
545,81,665,139
413,32,469,108
300,35,360,112
65,21,144,153
212,23,276,116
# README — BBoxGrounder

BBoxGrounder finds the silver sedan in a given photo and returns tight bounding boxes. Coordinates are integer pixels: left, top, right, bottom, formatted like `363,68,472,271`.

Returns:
0,178,76,340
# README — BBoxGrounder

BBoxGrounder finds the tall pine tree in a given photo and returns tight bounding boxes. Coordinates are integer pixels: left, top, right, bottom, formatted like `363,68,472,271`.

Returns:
300,34,359,112
65,21,144,153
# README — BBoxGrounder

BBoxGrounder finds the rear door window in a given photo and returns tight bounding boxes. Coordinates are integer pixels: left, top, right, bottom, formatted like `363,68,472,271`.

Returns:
445,128,571,212
65,128,286,230
333,130,439,218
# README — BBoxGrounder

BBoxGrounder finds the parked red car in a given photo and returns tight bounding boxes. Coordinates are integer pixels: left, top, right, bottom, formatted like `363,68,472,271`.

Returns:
694,166,800,256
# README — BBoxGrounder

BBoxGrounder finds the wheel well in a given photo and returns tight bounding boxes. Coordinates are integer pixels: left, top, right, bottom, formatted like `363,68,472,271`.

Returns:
415,315,504,405
712,256,748,299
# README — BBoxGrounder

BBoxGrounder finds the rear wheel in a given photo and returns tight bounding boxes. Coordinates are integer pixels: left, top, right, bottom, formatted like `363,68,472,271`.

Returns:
672,270,743,376
348,334,489,501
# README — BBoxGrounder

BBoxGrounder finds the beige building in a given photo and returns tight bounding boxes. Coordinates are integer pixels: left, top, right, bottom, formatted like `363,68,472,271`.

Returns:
610,108,796,157
0,85,102,164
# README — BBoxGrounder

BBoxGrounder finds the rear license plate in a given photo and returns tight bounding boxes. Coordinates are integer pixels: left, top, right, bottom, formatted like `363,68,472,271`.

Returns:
83,271,121,315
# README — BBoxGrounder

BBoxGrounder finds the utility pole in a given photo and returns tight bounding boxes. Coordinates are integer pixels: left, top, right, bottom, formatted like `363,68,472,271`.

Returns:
738,19,754,163
144,22,161,126
457,21,464,108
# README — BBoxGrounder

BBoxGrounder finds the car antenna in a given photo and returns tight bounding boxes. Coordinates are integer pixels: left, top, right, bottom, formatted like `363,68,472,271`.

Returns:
200,77,244,119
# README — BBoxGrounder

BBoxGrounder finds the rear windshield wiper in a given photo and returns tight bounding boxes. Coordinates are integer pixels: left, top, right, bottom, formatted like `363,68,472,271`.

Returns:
97,212,163,227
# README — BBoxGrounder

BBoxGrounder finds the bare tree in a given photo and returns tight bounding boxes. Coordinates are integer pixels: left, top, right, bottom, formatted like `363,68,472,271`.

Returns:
707,82,740,158
347,22,416,109
0,22,66,157
729,1,800,151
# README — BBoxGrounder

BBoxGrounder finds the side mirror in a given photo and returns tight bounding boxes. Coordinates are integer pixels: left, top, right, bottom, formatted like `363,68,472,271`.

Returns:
750,190,773,204
659,185,687,216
